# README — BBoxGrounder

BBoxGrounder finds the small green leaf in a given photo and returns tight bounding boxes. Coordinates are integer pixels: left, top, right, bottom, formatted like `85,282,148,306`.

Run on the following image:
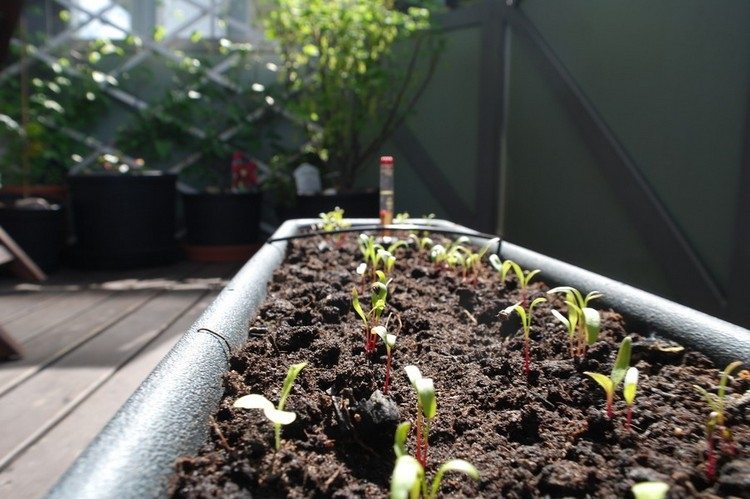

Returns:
278,362,307,411
489,254,502,272
624,367,638,405
352,288,368,325
393,421,410,458
404,365,422,386
585,371,614,398
551,309,570,330
429,459,480,499
693,385,719,413
631,481,669,499
233,394,297,425
478,237,500,259
583,307,600,345
416,377,436,420
523,269,541,287
611,336,632,387
390,455,423,499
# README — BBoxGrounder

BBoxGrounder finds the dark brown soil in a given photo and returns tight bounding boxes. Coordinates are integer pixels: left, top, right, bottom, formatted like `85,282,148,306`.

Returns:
171,233,750,498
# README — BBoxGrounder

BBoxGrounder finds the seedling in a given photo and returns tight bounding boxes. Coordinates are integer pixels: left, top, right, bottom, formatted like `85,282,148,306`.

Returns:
623,366,638,431
461,237,499,283
631,481,670,499
404,365,436,467
693,360,742,481
584,336,632,418
501,297,547,376
394,212,411,224
358,234,406,279
317,206,350,232
390,453,479,499
352,279,390,354
489,256,540,306
548,286,603,357
372,325,397,394
233,362,307,450
409,233,434,253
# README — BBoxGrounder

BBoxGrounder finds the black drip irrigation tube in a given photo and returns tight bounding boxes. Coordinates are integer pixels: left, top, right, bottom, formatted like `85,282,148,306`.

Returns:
48,218,750,499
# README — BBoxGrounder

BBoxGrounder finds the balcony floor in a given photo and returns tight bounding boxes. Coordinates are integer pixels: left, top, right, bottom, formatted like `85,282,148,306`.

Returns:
0,261,241,498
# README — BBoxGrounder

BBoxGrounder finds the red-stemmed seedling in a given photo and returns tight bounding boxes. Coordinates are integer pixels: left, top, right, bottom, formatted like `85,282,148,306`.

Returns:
371,324,397,394
490,256,540,307
352,276,390,355
693,360,742,481
548,286,602,358
584,336,632,418
404,365,436,468
501,297,547,377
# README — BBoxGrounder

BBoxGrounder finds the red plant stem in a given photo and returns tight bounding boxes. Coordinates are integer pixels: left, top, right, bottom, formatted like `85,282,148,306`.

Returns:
625,405,633,431
384,352,392,394
606,395,613,419
523,339,530,377
706,434,716,481
415,411,425,467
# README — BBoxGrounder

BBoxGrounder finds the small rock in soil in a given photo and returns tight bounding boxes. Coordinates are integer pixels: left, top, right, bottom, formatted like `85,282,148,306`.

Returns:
353,390,400,452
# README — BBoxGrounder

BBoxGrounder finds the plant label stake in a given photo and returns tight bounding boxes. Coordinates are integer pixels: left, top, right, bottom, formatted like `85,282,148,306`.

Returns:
380,156,394,229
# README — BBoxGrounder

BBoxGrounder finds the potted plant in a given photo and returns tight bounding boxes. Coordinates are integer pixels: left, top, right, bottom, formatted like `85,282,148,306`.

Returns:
265,0,443,218
114,43,270,262
49,218,750,498
0,22,106,271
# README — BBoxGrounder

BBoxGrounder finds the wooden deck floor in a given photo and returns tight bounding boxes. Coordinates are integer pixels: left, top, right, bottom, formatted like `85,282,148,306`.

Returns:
0,261,242,498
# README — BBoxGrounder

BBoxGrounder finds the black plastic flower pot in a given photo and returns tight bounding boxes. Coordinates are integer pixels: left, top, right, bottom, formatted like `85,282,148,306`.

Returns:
182,191,262,245
48,219,750,498
67,172,179,269
0,204,65,272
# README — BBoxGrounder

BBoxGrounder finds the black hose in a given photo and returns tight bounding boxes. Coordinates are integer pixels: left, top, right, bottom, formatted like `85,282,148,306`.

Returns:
265,223,503,246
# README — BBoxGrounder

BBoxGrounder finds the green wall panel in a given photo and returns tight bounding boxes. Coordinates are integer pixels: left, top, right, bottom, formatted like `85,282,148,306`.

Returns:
401,27,482,212
505,32,675,297
519,0,750,292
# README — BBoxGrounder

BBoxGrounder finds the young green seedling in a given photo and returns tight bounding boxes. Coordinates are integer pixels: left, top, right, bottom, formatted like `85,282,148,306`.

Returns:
584,336,632,418
404,365,436,467
623,366,638,431
501,297,547,377
233,362,307,450
372,325,397,394
693,360,742,481
394,212,411,224
352,279,390,354
489,256,540,306
409,233,434,253
317,206,351,232
631,481,670,499
547,286,603,357
390,453,479,499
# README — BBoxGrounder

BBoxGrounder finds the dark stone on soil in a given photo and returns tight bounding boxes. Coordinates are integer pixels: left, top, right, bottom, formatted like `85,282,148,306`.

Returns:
353,390,400,452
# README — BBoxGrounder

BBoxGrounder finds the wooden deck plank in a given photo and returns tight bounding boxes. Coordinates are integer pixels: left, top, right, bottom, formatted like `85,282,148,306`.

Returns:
0,289,207,469
0,290,221,499
0,290,154,396
0,262,197,323
0,262,209,395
